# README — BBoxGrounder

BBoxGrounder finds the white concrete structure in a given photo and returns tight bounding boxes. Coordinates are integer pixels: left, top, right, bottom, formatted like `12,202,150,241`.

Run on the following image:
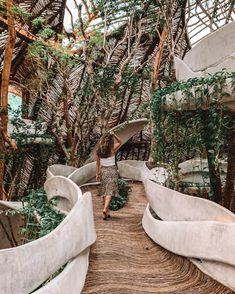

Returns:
0,177,96,294
47,159,235,291
175,21,235,80
86,118,148,163
150,22,235,290
173,22,235,113
0,119,149,294
142,178,235,291
177,158,227,192
2,160,234,292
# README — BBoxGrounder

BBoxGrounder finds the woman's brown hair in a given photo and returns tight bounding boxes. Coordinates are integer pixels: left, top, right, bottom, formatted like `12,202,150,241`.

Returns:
96,133,114,158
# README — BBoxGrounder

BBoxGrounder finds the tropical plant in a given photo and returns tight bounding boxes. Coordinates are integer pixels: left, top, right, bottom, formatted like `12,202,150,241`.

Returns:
109,178,131,211
151,71,235,209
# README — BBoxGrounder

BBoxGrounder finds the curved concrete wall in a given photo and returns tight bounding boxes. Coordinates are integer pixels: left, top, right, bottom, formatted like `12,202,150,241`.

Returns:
165,78,235,112
174,22,235,82
47,165,77,179
0,119,148,294
184,22,235,72
44,159,235,291
142,178,235,291
157,23,235,289
34,247,90,294
0,178,96,294
86,118,148,163
47,159,235,291
145,178,235,222
143,204,235,266
68,162,96,186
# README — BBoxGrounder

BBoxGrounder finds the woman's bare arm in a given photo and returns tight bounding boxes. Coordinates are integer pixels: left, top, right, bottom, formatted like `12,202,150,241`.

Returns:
111,132,122,151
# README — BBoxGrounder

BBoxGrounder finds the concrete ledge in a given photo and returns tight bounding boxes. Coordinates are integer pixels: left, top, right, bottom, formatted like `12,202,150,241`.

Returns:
86,119,148,163
145,179,235,222
184,22,235,72
34,248,90,294
143,204,235,266
47,165,77,179
143,179,235,291
0,182,96,294
165,78,235,112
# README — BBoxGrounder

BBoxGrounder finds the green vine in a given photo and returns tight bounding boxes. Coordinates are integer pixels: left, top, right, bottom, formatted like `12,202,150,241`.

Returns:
150,71,235,201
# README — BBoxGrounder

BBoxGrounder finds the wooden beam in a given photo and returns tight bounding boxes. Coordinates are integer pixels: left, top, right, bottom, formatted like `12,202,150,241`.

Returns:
0,16,36,42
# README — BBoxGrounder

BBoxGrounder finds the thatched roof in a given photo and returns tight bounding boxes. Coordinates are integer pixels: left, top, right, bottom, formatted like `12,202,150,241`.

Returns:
0,0,66,73
1,0,234,198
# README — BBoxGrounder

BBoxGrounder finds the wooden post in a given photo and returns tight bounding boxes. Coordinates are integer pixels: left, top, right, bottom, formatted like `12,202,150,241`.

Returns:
0,0,17,200
152,26,168,90
224,131,235,211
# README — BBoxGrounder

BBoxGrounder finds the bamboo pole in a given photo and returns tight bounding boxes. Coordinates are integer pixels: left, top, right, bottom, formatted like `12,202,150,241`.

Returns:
0,0,17,200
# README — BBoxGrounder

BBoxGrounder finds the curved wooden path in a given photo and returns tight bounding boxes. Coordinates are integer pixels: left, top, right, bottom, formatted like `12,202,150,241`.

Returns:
81,182,232,294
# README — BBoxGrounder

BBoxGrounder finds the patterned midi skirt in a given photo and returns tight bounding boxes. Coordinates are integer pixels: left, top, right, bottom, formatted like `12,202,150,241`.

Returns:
100,165,119,197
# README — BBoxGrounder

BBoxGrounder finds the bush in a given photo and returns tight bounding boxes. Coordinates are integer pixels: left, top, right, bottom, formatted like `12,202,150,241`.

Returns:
109,178,131,211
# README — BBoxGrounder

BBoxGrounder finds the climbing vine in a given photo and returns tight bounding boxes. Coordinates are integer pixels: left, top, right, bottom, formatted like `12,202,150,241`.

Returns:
151,71,235,206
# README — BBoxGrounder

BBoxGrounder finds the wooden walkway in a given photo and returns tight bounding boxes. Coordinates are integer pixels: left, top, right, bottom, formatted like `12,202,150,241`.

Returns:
81,182,232,294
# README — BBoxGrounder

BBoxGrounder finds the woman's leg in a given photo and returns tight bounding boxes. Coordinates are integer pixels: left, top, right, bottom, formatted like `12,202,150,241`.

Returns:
103,195,112,219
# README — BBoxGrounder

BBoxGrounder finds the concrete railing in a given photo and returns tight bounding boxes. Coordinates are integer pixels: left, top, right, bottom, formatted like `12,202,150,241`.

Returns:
0,119,148,294
150,23,235,290
141,172,235,292
46,159,235,291
165,77,235,113
174,21,235,81
86,118,148,163
0,177,96,294
27,158,235,292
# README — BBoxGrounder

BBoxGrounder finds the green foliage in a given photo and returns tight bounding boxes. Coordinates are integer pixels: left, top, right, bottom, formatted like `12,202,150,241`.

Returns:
17,188,65,243
32,17,46,29
37,25,55,39
12,5,32,22
9,111,54,147
88,30,103,48
109,178,131,210
150,71,235,196
0,0,6,16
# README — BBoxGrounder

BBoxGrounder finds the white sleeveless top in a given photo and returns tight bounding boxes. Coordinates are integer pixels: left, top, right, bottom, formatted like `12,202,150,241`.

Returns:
100,156,116,167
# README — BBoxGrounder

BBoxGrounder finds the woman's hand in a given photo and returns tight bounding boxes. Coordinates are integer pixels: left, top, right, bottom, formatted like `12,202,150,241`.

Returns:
96,173,100,181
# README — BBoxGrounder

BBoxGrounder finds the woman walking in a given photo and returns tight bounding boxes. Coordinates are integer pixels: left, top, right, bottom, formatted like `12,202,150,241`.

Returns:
96,131,122,220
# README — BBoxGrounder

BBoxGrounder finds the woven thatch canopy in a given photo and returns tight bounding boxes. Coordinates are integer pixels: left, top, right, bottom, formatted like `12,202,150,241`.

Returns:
0,0,234,199
0,0,66,74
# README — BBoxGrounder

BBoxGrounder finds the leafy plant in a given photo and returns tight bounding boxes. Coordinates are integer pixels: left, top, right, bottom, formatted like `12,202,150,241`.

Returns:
17,188,65,243
109,178,131,211
151,71,235,203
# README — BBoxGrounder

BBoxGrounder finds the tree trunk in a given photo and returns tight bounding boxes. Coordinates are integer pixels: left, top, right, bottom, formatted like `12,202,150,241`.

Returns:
0,123,6,200
223,131,235,211
206,149,222,203
1,0,16,135
0,0,16,200
152,26,168,90
202,112,222,203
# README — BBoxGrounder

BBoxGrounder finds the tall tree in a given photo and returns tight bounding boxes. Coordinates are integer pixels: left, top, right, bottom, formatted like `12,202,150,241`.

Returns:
0,0,17,200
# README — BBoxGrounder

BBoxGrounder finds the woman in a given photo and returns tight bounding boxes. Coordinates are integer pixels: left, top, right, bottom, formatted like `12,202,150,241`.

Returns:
96,131,122,220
